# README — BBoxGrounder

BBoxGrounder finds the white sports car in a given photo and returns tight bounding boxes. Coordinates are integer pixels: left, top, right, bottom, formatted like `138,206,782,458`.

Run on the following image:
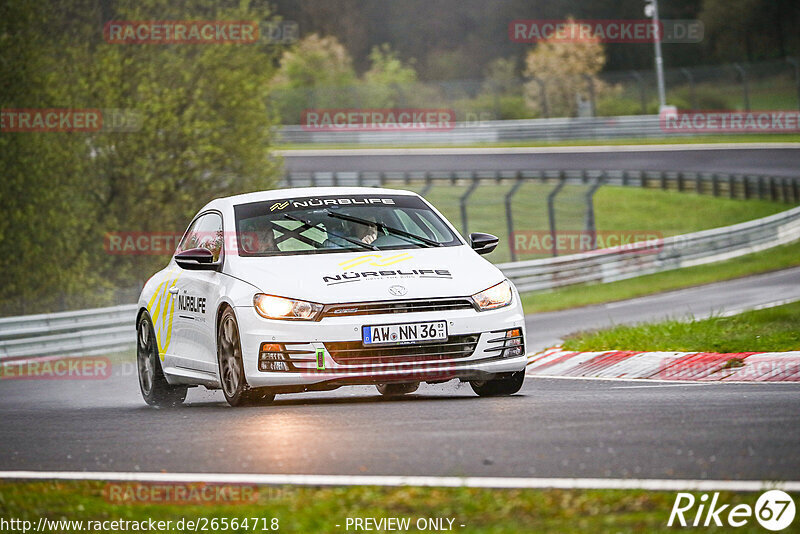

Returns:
136,187,527,407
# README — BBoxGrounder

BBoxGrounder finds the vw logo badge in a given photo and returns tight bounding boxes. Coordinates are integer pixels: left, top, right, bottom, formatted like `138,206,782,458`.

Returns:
388,285,407,296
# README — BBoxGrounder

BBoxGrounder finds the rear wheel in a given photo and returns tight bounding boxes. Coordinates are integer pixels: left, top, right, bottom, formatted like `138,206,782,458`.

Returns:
217,307,274,407
137,312,187,407
376,382,419,396
470,371,525,397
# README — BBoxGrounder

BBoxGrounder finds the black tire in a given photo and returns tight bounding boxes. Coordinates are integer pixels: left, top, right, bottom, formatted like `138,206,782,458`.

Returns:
470,371,525,397
136,312,188,407
217,307,275,407
376,382,420,396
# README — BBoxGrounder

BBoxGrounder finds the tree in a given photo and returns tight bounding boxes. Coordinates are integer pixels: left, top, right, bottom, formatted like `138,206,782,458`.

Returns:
361,44,418,108
0,0,284,314
523,19,610,118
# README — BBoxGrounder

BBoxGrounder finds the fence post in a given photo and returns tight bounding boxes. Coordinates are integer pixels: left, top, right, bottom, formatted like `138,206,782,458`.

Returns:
758,176,766,200
793,177,800,204
677,172,685,192
787,57,800,111
733,63,751,111
696,173,703,195
712,173,720,197
770,176,778,202
680,68,697,109
660,171,667,190
583,74,596,117
743,175,751,200
728,174,736,199
531,76,549,118
505,176,525,262
584,175,605,250
631,71,647,114
460,176,480,236
286,172,293,188
420,172,433,197
547,176,567,257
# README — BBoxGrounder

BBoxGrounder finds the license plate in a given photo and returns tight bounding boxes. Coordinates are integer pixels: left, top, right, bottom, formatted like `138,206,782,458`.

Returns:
362,321,447,345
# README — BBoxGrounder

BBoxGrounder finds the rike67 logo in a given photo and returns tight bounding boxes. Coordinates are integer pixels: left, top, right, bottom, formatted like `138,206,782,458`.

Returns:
668,490,795,531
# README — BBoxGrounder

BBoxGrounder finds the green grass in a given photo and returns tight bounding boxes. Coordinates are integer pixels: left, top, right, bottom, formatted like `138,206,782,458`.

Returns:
562,300,800,353
386,183,790,264
0,480,792,533
521,239,800,314
277,133,800,150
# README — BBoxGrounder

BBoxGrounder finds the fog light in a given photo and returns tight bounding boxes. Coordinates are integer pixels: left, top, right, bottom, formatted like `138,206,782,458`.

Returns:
503,328,524,357
259,342,289,372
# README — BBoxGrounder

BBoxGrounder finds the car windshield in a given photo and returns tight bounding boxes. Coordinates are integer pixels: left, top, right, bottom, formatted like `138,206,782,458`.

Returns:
234,193,461,256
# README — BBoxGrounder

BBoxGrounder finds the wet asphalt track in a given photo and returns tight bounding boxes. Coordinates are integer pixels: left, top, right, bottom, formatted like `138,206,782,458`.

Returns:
1,268,798,481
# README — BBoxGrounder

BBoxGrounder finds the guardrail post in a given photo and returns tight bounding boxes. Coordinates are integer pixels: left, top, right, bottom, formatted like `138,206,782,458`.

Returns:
584,175,604,250
460,176,480,235
695,172,703,195
758,176,766,200
505,176,525,262
793,178,799,204
356,172,363,187
641,171,649,189
782,178,790,204
622,170,629,187
333,172,339,186
286,173,293,188
743,175,751,200
770,176,779,202
712,173,720,197
547,176,567,257
733,63,751,111
728,174,736,199
378,172,385,187
660,171,667,190
677,172,685,192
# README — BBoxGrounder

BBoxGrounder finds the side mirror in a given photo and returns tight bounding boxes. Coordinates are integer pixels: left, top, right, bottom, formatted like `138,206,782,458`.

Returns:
174,248,221,271
469,232,499,255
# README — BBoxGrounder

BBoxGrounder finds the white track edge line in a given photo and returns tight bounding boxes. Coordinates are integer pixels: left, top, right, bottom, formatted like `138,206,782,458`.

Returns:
0,471,797,492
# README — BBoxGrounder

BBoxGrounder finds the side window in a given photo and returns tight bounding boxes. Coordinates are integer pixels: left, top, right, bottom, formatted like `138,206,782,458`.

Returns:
177,213,224,262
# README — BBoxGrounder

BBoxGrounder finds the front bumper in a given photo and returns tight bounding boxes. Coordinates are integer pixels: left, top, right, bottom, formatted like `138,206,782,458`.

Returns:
235,297,527,390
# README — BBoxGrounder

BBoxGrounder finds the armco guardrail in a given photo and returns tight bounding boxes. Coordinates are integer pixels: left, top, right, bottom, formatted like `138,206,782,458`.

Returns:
281,115,700,145
0,305,137,360
499,204,800,292
2,198,799,361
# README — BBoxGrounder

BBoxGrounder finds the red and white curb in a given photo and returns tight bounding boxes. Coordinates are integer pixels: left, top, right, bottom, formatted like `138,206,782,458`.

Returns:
526,348,800,382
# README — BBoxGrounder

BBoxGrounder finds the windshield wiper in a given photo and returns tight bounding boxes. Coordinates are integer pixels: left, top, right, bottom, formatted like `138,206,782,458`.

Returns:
325,210,442,247
283,213,378,251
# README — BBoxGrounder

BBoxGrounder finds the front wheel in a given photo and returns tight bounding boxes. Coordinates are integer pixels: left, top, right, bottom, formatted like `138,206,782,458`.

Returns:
217,307,274,407
137,312,187,407
470,371,525,397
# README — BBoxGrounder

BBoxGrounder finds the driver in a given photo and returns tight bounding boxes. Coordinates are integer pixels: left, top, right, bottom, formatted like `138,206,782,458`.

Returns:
240,219,276,253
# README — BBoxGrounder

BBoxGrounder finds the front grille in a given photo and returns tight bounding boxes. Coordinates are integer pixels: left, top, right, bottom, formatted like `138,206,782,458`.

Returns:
319,298,475,319
325,334,479,366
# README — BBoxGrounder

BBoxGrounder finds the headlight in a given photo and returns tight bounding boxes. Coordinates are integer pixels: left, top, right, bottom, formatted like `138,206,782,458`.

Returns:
253,294,323,321
471,280,513,311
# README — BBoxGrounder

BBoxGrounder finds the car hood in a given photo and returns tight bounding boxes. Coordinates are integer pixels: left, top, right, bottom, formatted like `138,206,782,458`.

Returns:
228,245,505,304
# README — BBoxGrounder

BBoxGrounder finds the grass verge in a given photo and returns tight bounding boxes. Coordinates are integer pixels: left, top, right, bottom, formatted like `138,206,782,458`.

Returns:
520,239,800,314
562,300,800,353
0,481,792,533
277,134,800,150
